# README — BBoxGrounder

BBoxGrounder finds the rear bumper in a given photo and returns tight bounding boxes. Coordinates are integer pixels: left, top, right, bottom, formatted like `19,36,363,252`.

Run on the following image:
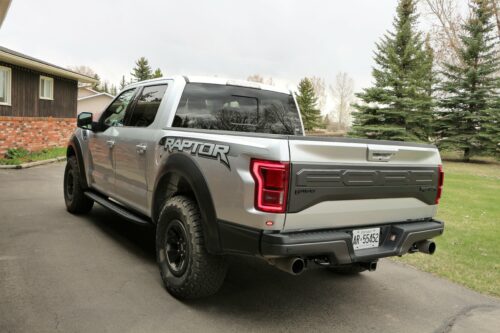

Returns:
218,219,444,264
261,220,444,264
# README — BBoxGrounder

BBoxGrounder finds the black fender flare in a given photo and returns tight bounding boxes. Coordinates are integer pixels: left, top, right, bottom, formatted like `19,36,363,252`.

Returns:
67,135,89,189
152,153,221,254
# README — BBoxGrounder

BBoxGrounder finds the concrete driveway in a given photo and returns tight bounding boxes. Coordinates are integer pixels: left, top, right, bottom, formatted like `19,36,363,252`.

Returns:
1,163,498,333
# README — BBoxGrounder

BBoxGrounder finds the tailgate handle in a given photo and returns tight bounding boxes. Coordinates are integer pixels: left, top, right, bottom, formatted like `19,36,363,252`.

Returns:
367,146,398,162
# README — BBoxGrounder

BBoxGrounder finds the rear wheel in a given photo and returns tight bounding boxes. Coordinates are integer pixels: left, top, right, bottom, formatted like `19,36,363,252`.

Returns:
156,195,227,299
64,156,93,214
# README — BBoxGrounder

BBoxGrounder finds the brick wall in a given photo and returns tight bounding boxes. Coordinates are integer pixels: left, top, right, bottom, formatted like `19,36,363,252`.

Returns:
0,116,76,155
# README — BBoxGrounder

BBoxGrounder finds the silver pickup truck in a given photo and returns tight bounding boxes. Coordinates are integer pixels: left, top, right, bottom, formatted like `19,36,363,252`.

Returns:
64,76,444,299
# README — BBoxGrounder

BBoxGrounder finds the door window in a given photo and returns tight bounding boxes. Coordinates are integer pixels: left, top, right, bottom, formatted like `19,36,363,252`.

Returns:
101,89,136,128
127,84,168,127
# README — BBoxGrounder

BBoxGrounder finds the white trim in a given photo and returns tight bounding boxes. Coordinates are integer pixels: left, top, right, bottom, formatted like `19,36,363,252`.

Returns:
0,65,11,106
78,92,114,101
39,75,54,100
0,47,97,84
78,85,101,95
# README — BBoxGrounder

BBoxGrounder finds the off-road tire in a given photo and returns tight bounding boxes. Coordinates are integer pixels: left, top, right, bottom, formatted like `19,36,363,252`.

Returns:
64,156,94,214
156,195,227,299
328,263,367,275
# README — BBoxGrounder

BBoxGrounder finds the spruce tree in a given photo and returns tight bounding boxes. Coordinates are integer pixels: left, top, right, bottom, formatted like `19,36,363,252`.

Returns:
350,0,434,142
103,81,109,94
153,68,163,78
437,0,500,161
295,78,321,131
92,73,101,91
119,75,127,90
408,35,437,141
131,57,153,82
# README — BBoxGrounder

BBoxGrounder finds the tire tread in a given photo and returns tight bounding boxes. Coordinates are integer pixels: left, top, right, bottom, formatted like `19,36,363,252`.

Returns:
64,156,93,214
156,195,227,299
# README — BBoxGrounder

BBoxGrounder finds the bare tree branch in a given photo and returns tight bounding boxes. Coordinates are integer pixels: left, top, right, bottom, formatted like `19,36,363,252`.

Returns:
330,72,355,130
309,76,326,112
492,0,500,39
247,74,274,86
68,65,96,78
420,0,465,66
247,74,264,83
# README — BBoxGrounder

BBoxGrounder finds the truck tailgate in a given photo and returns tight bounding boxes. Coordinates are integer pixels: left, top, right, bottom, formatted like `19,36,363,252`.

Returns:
284,137,441,231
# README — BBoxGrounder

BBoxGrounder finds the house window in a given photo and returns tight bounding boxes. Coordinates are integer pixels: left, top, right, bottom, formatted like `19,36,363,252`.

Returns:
0,66,12,105
39,76,54,100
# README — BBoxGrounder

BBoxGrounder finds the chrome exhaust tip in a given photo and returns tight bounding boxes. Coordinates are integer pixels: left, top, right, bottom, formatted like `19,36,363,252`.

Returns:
271,257,306,275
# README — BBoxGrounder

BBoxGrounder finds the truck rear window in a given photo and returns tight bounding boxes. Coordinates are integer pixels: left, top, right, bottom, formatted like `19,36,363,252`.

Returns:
172,83,303,135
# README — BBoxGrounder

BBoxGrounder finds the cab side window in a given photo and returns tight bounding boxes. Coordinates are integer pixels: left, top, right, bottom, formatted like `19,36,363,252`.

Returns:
100,88,136,128
127,84,168,127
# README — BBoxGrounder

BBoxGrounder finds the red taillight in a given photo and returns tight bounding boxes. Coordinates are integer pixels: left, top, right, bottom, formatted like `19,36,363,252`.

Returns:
435,164,444,204
250,159,290,213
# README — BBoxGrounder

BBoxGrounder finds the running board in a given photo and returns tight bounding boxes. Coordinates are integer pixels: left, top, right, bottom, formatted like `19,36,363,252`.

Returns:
84,191,151,226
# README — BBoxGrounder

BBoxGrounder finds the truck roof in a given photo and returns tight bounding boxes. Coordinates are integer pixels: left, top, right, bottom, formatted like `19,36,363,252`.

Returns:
123,75,291,95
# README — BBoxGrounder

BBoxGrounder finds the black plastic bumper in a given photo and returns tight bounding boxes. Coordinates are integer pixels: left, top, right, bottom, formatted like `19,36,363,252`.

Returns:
259,220,444,264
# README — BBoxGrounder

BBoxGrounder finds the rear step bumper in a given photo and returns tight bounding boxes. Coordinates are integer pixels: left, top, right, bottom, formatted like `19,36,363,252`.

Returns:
260,220,444,264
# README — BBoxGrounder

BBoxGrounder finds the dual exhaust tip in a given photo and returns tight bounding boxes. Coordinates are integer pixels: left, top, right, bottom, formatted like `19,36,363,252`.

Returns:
271,257,379,275
270,239,436,276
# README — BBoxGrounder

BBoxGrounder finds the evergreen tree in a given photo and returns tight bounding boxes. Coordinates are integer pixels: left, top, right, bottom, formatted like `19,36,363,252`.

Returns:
153,68,163,78
437,0,500,161
408,35,437,141
131,57,153,81
350,0,434,142
92,73,101,91
119,75,127,90
295,78,321,131
103,81,109,94
110,85,117,96
324,114,332,129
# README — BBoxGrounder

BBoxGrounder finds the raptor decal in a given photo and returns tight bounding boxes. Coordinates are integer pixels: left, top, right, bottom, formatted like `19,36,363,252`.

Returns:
163,137,231,169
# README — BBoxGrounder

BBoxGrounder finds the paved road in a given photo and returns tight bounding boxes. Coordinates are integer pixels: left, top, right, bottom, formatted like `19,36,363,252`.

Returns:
1,163,498,333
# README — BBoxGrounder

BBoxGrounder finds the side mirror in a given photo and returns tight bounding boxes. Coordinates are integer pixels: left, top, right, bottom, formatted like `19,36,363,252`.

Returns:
77,112,93,130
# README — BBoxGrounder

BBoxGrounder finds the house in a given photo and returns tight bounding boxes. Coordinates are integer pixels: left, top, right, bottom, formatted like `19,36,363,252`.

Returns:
0,46,96,154
77,85,114,117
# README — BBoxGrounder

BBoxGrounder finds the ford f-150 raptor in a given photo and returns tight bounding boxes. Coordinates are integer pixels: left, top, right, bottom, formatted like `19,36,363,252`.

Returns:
64,76,444,299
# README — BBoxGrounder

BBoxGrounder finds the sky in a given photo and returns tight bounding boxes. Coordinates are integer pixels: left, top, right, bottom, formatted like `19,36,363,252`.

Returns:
0,0,402,112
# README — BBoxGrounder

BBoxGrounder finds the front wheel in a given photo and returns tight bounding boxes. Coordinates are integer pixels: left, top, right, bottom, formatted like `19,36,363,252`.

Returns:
64,156,93,214
156,195,227,299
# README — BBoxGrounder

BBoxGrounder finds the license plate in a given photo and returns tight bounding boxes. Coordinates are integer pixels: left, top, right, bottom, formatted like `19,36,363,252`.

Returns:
352,227,380,250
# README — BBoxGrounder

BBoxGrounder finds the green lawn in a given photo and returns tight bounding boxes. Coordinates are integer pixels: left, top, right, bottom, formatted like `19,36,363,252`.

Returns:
395,161,500,297
0,147,67,165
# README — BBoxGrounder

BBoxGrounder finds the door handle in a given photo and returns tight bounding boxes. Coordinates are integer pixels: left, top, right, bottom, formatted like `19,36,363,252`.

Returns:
136,144,147,154
106,140,115,148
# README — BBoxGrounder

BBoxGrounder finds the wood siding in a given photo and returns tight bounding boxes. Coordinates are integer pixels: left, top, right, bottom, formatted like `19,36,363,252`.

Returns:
0,61,77,118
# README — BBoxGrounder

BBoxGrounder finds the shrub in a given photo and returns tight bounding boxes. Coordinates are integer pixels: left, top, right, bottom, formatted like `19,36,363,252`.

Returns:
5,148,30,159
